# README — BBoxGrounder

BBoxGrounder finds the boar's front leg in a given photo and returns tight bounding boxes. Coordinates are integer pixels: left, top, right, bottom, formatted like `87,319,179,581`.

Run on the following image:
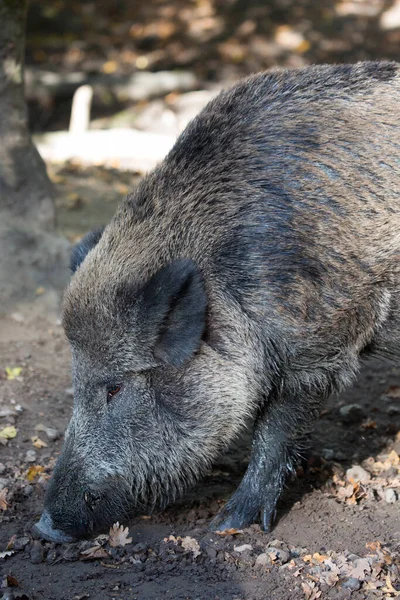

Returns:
211,389,320,532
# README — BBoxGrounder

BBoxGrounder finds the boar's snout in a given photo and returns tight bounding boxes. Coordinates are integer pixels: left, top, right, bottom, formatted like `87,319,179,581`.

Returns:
33,510,75,543
38,465,134,541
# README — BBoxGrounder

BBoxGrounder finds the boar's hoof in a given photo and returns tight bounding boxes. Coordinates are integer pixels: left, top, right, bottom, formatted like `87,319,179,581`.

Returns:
32,510,75,544
210,498,277,533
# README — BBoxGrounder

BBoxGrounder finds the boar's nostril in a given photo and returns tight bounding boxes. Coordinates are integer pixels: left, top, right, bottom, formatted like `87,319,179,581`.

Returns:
84,490,101,510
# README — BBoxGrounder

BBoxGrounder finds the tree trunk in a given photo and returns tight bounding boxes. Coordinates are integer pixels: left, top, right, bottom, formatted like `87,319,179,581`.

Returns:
0,0,69,314
0,0,54,226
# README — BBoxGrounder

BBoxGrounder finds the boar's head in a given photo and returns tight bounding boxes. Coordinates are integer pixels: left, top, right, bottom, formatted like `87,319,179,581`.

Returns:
34,228,253,542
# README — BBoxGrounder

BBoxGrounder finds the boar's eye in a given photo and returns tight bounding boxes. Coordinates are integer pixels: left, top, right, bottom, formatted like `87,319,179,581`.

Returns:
106,384,122,401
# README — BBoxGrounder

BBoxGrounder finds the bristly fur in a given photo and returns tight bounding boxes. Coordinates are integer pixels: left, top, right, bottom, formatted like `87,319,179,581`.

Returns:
40,62,400,539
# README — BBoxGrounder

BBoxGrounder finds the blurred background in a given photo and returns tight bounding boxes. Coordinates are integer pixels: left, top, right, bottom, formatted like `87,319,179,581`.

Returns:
25,0,400,240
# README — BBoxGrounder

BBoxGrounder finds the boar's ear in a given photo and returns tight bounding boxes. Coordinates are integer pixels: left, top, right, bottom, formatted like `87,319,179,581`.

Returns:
138,259,207,367
70,227,105,273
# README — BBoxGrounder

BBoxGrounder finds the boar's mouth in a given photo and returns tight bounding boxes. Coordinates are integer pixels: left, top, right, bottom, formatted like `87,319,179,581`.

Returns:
33,510,76,543
33,472,138,542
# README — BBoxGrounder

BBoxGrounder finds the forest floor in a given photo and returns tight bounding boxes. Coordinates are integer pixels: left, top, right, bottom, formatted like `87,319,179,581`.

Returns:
0,165,399,600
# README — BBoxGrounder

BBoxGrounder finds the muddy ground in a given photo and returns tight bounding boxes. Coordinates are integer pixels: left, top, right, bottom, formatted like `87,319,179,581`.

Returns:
0,168,400,598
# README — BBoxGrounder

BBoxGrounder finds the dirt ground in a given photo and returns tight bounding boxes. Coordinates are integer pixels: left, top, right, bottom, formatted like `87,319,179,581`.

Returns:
0,173,399,597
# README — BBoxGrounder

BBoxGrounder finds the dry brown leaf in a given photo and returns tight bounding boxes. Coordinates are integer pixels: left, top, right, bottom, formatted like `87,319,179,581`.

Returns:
267,550,279,563
108,522,132,547
320,571,339,587
31,436,48,449
301,581,321,600
6,574,19,587
382,574,400,596
80,545,109,560
0,488,8,511
388,450,400,466
26,465,45,481
336,483,355,500
6,535,16,550
215,528,243,536
165,534,180,543
342,557,372,581
181,536,201,558
366,541,382,553
360,419,377,430
303,554,313,562
386,386,400,398
312,552,329,563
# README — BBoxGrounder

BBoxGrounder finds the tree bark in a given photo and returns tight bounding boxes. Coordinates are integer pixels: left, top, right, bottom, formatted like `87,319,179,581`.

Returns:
0,0,69,314
0,0,54,226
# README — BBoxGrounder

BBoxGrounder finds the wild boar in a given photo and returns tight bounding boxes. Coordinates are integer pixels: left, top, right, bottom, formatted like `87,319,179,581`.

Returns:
34,61,400,542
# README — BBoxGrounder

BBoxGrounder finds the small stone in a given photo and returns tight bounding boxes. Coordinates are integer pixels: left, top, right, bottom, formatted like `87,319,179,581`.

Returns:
26,450,37,463
0,477,9,490
385,489,398,503
10,312,24,323
206,546,217,559
65,387,74,397
267,546,290,563
0,463,5,475
30,540,45,564
322,448,335,460
346,465,371,484
34,423,60,440
387,405,400,416
234,544,253,553
131,542,147,553
342,578,361,591
45,428,60,441
339,404,365,423
23,484,34,497
255,553,270,567
13,536,30,551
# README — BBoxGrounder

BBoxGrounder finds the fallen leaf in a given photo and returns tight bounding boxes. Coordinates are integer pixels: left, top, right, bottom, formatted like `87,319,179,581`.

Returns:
6,535,16,549
366,541,382,553
5,367,22,380
181,536,201,558
102,60,118,74
360,419,377,430
320,570,339,586
0,426,17,439
301,581,321,600
109,522,132,547
342,557,372,580
303,554,313,562
267,550,278,562
382,574,400,596
215,528,243,536
165,534,180,543
387,450,399,466
6,574,19,587
31,436,48,449
386,386,400,398
80,545,109,560
26,465,45,481
0,489,8,511
312,552,329,563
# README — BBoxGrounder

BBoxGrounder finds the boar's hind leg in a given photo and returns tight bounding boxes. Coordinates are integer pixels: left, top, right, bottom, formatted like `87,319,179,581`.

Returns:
211,390,317,532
